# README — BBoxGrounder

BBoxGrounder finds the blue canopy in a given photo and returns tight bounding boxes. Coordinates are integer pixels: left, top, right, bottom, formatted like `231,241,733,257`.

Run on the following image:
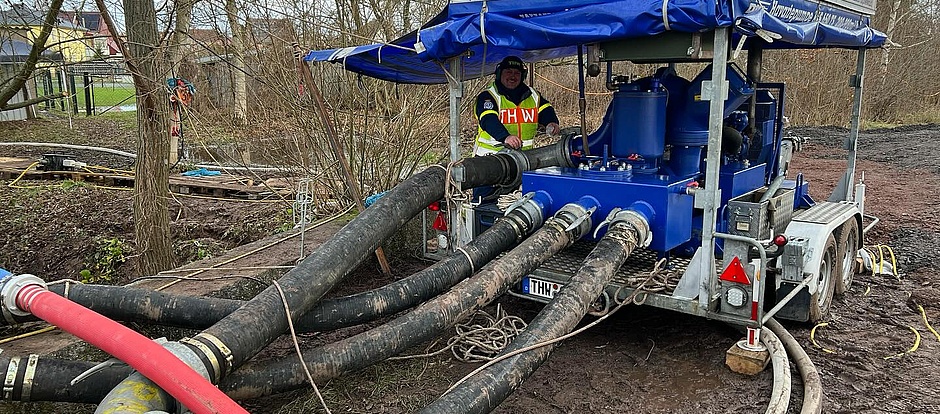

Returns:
306,0,887,84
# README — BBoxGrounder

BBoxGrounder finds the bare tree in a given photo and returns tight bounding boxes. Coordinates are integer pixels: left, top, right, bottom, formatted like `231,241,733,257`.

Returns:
0,0,64,111
96,0,175,274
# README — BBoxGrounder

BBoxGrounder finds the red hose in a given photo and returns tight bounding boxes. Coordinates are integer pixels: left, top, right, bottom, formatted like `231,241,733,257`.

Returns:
15,284,248,414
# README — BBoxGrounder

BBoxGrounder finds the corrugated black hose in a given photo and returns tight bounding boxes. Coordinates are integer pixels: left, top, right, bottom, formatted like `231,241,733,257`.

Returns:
6,214,522,332
216,211,580,400
421,212,649,414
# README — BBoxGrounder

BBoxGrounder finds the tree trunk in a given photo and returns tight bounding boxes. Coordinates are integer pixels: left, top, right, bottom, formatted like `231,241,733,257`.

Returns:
881,0,902,86
168,0,195,164
170,0,195,75
225,0,248,123
121,0,175,274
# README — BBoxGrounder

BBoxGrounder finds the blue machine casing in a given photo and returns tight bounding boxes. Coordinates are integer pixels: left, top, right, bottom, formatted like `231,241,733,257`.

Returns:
523,167,694,252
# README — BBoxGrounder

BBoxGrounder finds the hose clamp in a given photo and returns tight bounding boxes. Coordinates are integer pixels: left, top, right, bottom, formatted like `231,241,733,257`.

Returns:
195,333,234,377
0,274,46,317
3,356,19,400
454,247,475,274
21,355,38,402
180,337,221,383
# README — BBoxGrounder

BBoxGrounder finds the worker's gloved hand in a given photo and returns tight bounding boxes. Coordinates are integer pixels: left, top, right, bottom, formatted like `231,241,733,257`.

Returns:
545,122,560,136
504,135,522,149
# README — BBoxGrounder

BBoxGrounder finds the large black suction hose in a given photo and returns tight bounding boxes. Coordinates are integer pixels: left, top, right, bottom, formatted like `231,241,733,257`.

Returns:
0,196,553,405
24,214,525,332
187,143,572,383
0,355,132,404
421,206,652,414
217,195,595,400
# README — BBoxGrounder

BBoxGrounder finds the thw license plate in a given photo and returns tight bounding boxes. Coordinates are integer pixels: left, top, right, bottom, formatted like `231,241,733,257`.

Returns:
522,276,561,299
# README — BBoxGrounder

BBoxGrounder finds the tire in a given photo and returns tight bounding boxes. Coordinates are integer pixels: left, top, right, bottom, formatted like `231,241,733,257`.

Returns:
835,219,860,295
809,235,837,323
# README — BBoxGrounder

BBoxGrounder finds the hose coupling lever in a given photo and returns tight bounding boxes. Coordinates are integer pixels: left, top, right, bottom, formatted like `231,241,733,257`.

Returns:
563,205,596,233
503,192,535,216
592,207,622,239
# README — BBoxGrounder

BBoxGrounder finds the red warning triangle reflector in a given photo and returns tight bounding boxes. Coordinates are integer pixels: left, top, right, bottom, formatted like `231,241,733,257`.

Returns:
720,256,751,285
432,211,448,231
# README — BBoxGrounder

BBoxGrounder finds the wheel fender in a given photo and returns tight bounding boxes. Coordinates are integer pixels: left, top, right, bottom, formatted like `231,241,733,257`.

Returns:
780,202,859,295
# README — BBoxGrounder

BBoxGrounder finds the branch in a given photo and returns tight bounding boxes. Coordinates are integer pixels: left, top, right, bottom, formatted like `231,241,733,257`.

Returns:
0,93,68,111
0,0,66,108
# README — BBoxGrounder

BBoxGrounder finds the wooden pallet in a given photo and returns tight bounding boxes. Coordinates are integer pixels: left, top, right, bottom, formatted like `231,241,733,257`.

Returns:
0,157,293,200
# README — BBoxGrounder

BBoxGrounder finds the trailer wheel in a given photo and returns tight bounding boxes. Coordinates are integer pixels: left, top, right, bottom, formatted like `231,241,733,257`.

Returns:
835,219,860,295
809,235,837,322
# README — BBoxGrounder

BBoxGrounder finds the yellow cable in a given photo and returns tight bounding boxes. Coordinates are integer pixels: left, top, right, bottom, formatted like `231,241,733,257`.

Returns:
7,161,41,189
884,326,921,360
918,305,940,343
86,164,135,175
0,326,57,344
810,322,837,354
885,245,898,279
876,245,886,275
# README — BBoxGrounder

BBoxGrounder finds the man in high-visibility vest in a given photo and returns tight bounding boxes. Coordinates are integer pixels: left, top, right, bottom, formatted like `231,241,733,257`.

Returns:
473,55,561,156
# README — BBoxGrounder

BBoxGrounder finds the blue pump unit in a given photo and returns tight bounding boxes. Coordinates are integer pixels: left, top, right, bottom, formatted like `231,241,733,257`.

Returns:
520,63,788,256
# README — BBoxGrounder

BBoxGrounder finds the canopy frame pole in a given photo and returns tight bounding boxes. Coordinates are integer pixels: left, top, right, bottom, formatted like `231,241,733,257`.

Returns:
447,56,464,250
830,47,866,202
697,27,730,310
447,56,464,164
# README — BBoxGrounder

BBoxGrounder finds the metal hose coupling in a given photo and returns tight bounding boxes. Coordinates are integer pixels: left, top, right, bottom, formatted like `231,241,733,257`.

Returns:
609,209,653,248
502,191,553,239
496,148,530,189
592,201,654,247
522,135,577,170
92,339,212,414
0,273,46,318
551,196,600,240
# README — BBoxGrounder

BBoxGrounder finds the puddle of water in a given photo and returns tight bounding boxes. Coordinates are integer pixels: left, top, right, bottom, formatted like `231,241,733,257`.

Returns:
97,104,137,112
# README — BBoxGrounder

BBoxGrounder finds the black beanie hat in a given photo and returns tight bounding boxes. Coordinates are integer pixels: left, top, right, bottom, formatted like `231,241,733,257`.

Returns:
495,56,527,79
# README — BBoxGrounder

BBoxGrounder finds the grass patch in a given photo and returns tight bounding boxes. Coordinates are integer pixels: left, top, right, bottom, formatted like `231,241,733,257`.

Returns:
860,120,899,130
97,110,138,125
900,108,940,125
81,82,136,108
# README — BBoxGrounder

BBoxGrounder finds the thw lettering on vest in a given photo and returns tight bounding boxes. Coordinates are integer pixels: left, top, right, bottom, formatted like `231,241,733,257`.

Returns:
499,107,537,124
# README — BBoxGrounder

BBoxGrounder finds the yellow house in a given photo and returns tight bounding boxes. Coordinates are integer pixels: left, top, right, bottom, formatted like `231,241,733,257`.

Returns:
1,4,90,63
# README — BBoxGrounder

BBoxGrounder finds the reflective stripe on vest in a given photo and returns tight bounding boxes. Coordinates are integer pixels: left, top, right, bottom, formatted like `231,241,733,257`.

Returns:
474,84,540,156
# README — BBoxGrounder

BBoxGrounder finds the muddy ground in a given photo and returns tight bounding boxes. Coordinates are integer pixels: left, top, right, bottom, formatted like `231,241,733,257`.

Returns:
0,118,939,413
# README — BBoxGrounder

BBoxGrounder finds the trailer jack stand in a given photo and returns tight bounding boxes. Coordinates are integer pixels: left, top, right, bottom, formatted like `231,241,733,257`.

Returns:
726,327,770,375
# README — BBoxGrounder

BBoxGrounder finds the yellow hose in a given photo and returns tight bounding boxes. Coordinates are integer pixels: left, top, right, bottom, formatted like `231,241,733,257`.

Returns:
884,326,921,360
809,322,837,354
918,305,940,343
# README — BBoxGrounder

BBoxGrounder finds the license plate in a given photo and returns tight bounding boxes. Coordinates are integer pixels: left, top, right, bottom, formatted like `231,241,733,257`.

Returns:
522,276,562,299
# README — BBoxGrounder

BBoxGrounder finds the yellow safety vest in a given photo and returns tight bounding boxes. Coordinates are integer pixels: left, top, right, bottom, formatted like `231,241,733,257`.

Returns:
474,84,545,156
